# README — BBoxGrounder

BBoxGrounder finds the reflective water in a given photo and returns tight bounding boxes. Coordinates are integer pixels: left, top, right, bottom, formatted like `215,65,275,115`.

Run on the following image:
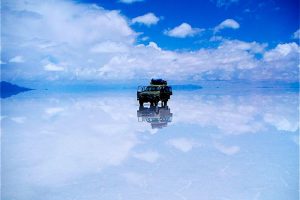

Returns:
2,89,299,200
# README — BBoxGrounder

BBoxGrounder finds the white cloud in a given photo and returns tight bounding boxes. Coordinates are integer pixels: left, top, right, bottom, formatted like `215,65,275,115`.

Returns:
9,55,25,63
264,43,299,60
2,0,299,82
90,41,129,53
219,40,266,53
167,138,196,152
43,63,64,71
132,12,159,26
119,0,144,4
215,19,240,32
147,41,161,51
164,23,203,38
133,151,160,163
292,29,300,39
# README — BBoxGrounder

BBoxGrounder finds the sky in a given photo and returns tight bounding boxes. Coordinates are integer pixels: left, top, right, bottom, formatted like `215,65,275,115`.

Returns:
1,0,299,84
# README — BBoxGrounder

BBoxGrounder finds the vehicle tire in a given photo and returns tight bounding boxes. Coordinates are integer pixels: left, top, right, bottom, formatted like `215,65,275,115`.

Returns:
139,100,143,106
163,100,168,106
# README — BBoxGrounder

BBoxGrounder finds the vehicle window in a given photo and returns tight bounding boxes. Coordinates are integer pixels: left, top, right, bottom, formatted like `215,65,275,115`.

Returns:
145,86,161,91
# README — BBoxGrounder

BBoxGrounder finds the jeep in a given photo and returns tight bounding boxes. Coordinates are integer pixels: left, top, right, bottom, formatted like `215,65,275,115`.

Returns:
137,79,172,107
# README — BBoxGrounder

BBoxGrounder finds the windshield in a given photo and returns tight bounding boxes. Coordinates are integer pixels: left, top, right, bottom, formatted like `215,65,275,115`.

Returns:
145,86,160,91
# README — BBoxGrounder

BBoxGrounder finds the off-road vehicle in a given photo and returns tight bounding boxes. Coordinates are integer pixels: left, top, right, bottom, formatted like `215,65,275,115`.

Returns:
137,79,172,107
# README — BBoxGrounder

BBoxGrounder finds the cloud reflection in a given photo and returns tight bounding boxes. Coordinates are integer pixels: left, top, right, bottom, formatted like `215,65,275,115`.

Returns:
2,90,299,200
171,91,299,135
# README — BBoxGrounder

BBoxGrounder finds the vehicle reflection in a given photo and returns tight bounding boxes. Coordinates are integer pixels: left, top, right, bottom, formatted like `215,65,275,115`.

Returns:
137,105,173,129
2,90,299,200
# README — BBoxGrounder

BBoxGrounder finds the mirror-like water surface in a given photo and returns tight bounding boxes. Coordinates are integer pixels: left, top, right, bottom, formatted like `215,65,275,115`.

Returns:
2,89,299,200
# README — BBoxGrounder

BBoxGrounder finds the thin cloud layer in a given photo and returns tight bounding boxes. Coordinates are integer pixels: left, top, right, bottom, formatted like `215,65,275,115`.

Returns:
1,0,299,83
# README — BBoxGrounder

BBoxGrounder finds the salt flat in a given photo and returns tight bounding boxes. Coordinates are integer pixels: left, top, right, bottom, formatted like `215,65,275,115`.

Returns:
1,89,299,200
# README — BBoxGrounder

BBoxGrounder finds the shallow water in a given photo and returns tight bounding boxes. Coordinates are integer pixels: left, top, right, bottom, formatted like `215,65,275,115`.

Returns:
2,89,299,200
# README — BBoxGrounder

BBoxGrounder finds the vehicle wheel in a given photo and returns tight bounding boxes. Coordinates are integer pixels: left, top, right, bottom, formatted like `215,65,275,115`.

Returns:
163,100,168,106
139,100,143,106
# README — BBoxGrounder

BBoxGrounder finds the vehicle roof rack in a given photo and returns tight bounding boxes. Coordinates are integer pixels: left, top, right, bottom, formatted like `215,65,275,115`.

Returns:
150,79,167,85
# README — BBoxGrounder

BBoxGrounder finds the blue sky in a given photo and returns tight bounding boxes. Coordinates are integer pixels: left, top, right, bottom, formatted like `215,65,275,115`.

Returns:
1,0,299,84
82,0,299,50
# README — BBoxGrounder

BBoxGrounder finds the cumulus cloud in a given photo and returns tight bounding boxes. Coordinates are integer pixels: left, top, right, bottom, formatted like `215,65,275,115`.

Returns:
2,0,135,81
292,29,300,39
264,43,299,61
9,55,25,63
132,12,159,26
215,19,240,32
147,41,161,51
119,0,144,4
1,0,299,83
164,23,203,38
90,41,129,53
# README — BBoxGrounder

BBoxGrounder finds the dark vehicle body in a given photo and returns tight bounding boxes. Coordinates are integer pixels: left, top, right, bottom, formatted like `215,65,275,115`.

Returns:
137,79,172,106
